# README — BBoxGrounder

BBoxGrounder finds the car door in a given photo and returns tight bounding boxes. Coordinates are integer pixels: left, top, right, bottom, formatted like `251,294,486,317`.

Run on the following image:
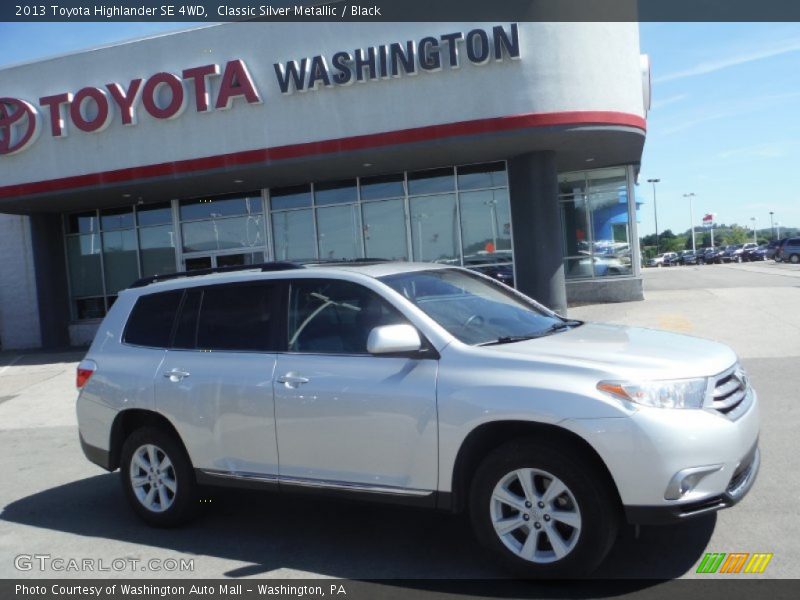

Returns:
273,277,439,494
154,281,283,477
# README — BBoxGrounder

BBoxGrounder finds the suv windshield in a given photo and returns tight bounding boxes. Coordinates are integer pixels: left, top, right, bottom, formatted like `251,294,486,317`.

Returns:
379,268,573,345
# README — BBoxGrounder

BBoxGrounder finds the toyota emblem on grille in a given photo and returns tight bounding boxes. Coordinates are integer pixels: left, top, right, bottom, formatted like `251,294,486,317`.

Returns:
0,97,41,156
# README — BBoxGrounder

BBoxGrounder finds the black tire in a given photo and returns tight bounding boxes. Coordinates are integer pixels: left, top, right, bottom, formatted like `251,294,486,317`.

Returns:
790,254,800,264
469,439,620,578
119,426,199,527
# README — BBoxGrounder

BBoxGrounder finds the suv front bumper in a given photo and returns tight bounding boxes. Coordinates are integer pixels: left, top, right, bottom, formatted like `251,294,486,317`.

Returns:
624,443,760,525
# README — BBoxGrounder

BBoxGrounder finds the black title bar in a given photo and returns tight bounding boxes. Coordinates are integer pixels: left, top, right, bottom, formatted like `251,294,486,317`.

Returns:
4,0,800,22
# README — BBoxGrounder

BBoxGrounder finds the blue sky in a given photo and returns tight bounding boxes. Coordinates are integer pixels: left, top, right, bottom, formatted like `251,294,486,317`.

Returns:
1,22,798,236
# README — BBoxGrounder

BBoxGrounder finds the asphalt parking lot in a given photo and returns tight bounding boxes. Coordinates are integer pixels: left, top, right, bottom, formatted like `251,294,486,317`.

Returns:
1,261,798,581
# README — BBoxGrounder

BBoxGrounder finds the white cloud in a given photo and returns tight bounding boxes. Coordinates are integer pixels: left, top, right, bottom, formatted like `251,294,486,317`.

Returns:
654,37,800,83
650,94,688,110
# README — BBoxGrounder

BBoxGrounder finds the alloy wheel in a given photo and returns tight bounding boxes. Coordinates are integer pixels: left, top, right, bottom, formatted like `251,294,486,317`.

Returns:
489,468,582,564
129,443,178,513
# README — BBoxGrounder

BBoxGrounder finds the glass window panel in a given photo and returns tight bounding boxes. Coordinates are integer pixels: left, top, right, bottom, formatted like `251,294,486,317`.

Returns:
317,205,363,260
362,199,409,260
288,279,406,354
67,212,98,235
196,283,278,352
560,198,590,257
100,207,134,231
593,255,632,277
314,179,357,206
75,297,106,320
558,172,586,197
457,162,508,190
102,229,139,294
407,167,455,196
216,252,264,267
272,209,316,261
137,202,173,226
459,189,512,264
139,225,177,278
179,196,262,221
359,174,405,201
66,234,103,297
409,193,459,263
173,289,202,348
124,291,183,348
181,214,264,252
270,185,312,210
588,172,628,256
565,257,593,279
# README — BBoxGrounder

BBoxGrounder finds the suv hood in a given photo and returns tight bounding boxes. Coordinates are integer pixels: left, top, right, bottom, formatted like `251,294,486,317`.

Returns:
481,322,737,380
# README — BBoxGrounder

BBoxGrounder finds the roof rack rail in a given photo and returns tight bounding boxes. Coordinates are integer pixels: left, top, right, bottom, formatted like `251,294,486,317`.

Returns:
299,258,393,266
129,261,303,289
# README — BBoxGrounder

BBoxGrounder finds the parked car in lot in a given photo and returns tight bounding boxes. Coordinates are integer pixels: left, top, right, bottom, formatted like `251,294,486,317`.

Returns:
717,244,742,263
730,243,758,262
647,252,678,267
76,261,760,577
672,250,697,266
777,237,800,263
742,244,767,262
766,239,787,261
695,247,718,265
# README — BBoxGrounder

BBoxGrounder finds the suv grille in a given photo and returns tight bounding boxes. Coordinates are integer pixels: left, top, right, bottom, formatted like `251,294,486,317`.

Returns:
711,366,750,418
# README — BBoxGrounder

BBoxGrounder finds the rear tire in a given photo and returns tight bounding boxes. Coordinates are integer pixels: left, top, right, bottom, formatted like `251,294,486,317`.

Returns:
120,426,198,527
790,254,799,264
469,439,619,578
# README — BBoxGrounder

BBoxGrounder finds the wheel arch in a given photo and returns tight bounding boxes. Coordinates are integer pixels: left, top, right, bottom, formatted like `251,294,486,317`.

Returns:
446,420,623,514
108,409,188,471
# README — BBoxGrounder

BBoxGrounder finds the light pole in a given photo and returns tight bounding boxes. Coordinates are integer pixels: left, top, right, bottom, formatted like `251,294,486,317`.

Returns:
769,211,775,240
647,178,660,254
776,221,781,239
750,217,757,244
683,193,696,252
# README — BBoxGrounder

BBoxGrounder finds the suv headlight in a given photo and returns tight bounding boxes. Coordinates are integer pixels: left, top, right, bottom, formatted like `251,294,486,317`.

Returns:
597,378,708,409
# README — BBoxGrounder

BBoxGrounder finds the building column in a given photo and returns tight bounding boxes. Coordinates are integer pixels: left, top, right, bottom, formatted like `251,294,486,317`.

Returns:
507,151,567,314
29,214,71,348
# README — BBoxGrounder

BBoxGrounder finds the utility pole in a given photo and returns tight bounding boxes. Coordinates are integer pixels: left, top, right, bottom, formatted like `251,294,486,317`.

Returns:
683,193,696,252
750,217,757,244
769,211,775,240
647,178,660,254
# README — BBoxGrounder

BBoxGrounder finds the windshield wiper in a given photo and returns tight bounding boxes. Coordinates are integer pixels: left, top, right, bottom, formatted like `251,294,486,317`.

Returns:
478,320,583,346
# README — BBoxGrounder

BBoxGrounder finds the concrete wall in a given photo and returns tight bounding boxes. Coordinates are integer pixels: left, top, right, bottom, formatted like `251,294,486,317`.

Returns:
0,214,41,349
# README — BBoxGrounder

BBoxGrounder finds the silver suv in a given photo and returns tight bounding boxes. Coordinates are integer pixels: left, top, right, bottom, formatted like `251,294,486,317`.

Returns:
76,261,760,576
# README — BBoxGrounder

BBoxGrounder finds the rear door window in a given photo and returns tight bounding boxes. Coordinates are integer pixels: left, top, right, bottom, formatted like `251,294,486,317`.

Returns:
124,290,183,348
195,283,281,352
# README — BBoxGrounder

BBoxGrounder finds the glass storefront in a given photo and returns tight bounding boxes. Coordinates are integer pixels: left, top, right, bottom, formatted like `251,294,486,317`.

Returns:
63,162,636,321
558,167,634,280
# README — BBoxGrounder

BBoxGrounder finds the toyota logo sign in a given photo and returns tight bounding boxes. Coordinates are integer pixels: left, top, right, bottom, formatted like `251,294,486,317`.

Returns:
0,97,41,156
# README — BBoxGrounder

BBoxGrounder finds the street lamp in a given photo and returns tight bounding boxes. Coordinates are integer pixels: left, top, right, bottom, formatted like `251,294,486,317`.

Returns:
683,193,696,252
769,211,775,240
750,217,757,244
647,178,660,254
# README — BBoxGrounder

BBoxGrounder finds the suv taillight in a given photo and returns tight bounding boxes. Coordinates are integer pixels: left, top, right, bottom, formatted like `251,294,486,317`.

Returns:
76,360,97,389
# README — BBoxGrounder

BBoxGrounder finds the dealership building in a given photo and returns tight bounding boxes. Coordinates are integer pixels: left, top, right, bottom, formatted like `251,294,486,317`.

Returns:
0,21,649,350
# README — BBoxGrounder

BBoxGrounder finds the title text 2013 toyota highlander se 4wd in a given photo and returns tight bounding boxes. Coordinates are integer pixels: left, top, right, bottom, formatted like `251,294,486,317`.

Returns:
76,262,759,576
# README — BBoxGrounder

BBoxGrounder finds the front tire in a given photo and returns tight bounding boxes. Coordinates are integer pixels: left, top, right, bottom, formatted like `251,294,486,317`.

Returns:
469,440,619,577
120,426,198,527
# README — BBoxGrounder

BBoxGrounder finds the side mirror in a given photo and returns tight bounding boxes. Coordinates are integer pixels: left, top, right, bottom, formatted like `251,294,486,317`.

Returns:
367,324,422,355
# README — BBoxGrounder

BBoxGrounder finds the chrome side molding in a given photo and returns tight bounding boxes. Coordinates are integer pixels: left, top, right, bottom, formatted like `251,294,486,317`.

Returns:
199,469,432,497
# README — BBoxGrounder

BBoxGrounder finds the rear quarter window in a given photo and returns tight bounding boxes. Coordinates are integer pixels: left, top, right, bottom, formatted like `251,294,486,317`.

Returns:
123,290,183,348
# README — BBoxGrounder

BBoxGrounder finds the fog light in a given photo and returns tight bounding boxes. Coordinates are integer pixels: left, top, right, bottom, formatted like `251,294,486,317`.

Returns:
665,465,723,500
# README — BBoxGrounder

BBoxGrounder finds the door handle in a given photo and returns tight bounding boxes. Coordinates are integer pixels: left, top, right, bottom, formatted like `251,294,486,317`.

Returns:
164,369,191,382
277,373,310,387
